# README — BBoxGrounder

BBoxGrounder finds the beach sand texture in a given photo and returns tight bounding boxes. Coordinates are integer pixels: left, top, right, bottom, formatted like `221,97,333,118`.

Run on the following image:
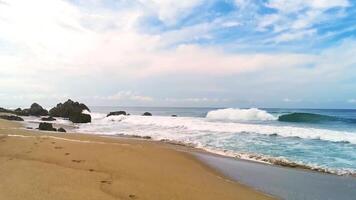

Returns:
0,119,274,200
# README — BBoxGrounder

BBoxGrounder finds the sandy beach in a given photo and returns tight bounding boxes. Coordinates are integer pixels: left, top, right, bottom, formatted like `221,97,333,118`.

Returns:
0,119,274,200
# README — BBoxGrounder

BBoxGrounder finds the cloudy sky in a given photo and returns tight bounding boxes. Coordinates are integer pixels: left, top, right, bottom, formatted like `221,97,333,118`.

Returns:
0,0,356,108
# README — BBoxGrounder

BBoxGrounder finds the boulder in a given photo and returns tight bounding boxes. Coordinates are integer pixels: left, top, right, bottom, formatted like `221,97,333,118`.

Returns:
11,103,48,116
171,115,177,117
0,107,17,115
0,107,11,113
57,127,66,132
142,112,152,116
28,103,48,116
17,108,30,116
49,99,91,123
38,122,56,131
0,115,24,121
107,111,127,117
41,116,56,121
69,112,91,123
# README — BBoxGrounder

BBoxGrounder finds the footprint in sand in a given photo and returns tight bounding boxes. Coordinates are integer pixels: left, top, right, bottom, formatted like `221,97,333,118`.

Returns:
51,142,56,144
54,146,63,149
64,153,70,156
88,169,95,172
71,159,85,163
100,180,112,185
129,194,137,199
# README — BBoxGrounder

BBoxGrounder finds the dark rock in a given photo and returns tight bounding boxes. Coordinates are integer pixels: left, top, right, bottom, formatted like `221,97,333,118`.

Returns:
38,122,56,131
41,116,56,121
171,115,177,117
49,99,91,123
142,112,152,116
17,108,30,116
0,107,11,113
69,112,91,123
0,115,24,121
107,111,127,117
0,107,16,115
57,127,66,132
28,103,48,116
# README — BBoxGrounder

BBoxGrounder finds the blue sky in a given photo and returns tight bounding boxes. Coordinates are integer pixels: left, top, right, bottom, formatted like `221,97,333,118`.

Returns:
0,0,356,108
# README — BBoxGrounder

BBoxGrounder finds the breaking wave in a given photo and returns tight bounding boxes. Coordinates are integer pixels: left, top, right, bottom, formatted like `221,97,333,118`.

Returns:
206,108,277,122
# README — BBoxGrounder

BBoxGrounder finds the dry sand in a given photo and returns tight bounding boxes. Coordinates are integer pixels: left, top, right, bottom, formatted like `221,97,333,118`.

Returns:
0,119,275,200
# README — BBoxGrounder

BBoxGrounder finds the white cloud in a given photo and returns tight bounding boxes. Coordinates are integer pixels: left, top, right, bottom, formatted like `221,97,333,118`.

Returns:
273,29,317,43
259,0,350,42
96,91,153,102
138,0,203,25
165,97,229,103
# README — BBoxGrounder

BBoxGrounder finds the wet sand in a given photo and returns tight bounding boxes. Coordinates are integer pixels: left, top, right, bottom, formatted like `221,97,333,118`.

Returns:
0,119,274,200
195,152,356,200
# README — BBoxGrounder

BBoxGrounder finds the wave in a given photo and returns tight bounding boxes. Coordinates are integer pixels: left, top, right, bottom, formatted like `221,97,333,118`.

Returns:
206,108,277,122
77,114,356,144
278,112,356,124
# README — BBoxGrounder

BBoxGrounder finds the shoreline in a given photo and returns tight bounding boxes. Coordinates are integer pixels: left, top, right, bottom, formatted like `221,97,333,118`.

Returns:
0,119,275,200
20,114,356,177
20,117,356,177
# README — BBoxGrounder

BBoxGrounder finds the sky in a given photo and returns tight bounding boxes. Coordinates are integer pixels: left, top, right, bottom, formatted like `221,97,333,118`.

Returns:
0,0,356,108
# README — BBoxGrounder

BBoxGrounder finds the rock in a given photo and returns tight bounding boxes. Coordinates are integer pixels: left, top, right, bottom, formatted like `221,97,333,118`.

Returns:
17,108,30,116
142,112,152,116
0,107,12,113
0,115,24,121
14,108,22,112
49,99,91,123
107,111,127,117
28,103,48,116
69,112,91,123
171,115,177,117
41,116,56,121
38,122,56,131
57,127,66,132
0,107,17,115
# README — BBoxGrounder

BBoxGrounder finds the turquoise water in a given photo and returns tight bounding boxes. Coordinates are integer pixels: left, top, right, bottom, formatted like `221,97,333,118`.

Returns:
63,107,356,175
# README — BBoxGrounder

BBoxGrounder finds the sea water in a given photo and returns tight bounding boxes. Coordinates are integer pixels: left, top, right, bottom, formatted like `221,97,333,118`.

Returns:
26,107,356,175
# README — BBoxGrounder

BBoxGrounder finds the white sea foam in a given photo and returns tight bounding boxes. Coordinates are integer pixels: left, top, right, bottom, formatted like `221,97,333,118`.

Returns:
206,108,277,122
78,113,356,144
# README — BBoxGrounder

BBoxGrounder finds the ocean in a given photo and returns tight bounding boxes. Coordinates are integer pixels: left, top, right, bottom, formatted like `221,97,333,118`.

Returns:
24,107,356,175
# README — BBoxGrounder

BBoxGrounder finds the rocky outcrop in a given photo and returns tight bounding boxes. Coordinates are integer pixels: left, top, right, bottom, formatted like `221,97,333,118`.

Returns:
27,103,48,116
41,116,56,121
0,107,11,113
49,99,91,123
107,111,127,117
4,103,49,116
0,115,24,121
38,122,56,131
69,112,91,123
142,112,152,116
57,127,66,132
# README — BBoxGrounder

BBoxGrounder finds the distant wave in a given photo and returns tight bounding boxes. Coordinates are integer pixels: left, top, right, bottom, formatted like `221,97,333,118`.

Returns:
206,108,277,122
278,112,356,124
